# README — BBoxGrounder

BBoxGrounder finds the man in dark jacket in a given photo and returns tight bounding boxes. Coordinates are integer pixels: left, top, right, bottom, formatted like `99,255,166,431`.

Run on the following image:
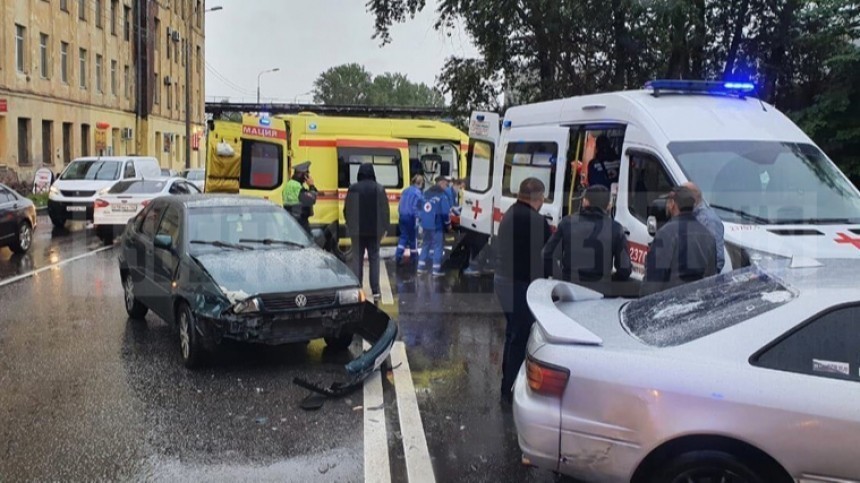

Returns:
494,177,552,403
641,185,717,296
542,185,632,292
344,163,390,303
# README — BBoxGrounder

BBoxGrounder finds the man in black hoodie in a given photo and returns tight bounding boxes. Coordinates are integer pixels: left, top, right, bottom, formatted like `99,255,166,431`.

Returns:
344,163,390,303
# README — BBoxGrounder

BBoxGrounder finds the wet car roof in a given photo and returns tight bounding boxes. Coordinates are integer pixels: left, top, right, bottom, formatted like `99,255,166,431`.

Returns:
163,195,277,209
756,258,860,292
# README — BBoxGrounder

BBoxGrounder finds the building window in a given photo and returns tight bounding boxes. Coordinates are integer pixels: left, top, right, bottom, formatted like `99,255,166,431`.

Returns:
153,73,159,104
79,0,86,20
124,65,131,98
60,42,69,83
60,0,69,12
167,81,173,110
123,6,131,41
110,60,117,95
166,29,171,60
95,0,103,28
40,33,50,79
175,84,180,111
196,45,201,73
62,123,73,165
95,54,103,92
42,121,54,165
110,0,118,35
154,18,160,51
79,48,87,88
18,118,32,166
81,124,91,156
15,25,26,73
196,1,202,28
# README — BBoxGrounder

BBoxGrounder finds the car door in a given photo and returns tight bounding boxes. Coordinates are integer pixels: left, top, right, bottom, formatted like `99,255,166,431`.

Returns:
751,304,860,477
492,126,570,235
150,205,182,319
0,187,16,244
460,112,500,237
130,201,167,306
614,149,678,278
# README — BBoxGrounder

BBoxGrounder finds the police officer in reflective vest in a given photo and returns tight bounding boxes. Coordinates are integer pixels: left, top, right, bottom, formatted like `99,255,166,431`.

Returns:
417,176,452,277
282,161,318,232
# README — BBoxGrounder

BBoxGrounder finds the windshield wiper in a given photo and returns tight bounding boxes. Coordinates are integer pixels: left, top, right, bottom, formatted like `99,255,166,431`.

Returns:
190,240,253,251
709,204,771,225
239,238,308,248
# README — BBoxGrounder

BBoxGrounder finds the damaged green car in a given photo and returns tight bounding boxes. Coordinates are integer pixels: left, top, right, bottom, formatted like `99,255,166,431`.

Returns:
117,195,395,370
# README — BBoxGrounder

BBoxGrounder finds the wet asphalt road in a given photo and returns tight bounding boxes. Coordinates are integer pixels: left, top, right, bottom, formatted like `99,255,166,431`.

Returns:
0,220,563,482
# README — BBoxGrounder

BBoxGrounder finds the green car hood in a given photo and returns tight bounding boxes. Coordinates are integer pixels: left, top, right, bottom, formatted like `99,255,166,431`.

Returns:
193,247,359,302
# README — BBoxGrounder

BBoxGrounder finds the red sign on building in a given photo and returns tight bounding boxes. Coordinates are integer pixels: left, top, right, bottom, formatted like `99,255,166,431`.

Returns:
0,99,7,113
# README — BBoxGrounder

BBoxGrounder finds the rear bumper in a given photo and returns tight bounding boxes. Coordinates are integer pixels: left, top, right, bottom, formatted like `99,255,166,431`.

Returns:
512,365,562,473
48,199,94,221
199,304,364,345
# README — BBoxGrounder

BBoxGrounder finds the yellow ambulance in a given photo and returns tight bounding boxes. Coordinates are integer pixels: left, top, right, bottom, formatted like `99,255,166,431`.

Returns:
205,113,469,257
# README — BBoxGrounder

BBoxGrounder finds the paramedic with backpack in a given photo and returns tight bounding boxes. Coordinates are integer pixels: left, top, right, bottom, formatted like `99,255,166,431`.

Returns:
417,176,452,277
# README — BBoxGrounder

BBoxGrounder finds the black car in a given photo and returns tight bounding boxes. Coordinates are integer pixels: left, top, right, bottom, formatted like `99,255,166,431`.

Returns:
0,183,36,254
118,195,369,367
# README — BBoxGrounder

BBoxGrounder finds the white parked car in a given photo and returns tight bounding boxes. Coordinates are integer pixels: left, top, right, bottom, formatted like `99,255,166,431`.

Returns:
48,156,161,229
514,259,860,483
93,177,200,244
181,168,206,191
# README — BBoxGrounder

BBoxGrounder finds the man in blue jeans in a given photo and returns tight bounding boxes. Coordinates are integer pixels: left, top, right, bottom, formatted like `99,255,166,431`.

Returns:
417,176,452,277
494,178,551,403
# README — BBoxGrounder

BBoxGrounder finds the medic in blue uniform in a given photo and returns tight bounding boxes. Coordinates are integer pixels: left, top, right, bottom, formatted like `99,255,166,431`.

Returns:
395,174,425,264
417,176,452,277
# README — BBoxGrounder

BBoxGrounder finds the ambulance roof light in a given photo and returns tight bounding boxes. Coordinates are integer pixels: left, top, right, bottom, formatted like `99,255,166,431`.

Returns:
503,120,512,129
645,79,756,97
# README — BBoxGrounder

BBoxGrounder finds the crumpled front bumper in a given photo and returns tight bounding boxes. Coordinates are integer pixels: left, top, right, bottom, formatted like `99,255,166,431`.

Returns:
199,304,364,345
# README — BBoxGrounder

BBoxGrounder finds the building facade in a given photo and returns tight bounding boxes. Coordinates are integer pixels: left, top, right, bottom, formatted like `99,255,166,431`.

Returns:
0,0,206,181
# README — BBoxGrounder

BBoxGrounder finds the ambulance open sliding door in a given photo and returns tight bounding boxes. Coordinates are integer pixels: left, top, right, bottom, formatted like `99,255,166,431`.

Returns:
564,124,627,216
461,112,500,237
494,126,569,234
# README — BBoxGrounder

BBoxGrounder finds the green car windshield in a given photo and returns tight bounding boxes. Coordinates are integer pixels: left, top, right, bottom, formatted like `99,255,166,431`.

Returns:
187,205,313,253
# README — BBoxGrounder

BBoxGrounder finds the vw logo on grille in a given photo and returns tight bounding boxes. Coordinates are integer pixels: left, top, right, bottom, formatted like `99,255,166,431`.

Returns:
295,294,308,308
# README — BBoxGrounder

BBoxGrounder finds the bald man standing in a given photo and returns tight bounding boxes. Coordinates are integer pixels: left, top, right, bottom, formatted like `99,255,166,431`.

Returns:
684,182,725,273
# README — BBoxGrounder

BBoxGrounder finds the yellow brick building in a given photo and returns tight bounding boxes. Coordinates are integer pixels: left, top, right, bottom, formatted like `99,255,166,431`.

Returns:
0,0,206,181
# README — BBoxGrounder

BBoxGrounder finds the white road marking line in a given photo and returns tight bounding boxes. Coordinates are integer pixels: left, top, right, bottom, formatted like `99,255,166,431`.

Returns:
390,341,436,483
363,340,392,483
379,261,395,306
0,246,114,289
361,261,395,306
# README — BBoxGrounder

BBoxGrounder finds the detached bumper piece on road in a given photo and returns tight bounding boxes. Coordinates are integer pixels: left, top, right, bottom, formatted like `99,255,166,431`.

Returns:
294,302,398,401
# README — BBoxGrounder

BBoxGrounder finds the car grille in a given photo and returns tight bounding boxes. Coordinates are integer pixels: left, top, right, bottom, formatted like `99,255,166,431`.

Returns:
61,190,96,198
260,291,337,312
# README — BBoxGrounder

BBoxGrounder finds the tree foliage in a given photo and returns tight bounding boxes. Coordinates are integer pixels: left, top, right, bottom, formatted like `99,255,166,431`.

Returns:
313,63,444,107
367,0,860,177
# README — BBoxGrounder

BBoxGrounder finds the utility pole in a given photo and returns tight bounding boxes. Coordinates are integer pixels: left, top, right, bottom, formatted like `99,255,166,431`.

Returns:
184,11,192,169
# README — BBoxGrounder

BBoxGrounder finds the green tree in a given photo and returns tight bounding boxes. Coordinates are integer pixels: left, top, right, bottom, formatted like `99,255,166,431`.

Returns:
312,64,445,107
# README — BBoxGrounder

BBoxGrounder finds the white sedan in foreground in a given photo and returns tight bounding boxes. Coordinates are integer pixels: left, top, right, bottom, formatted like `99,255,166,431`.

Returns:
93,177,200,244
514,258,860,483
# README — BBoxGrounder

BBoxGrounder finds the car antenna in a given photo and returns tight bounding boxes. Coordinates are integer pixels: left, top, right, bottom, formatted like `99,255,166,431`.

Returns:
755,87,767,112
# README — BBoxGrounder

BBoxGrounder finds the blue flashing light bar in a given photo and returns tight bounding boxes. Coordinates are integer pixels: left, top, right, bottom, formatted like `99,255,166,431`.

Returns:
645,79,756,97
503,120,512,129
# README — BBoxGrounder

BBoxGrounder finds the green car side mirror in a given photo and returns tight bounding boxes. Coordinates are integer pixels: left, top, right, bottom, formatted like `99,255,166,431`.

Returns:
154,234,173,250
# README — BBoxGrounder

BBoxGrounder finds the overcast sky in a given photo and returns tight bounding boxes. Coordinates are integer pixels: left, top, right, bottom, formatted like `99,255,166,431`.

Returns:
203,0,479,103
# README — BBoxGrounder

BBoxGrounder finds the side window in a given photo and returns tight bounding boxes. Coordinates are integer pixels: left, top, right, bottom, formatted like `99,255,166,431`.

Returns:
156,206,181,248
186,182,201,193
753,305,860,383
124,161,136,179
0,188,13,203
139,204,164,239
627,153,675,222
239,140,283,190
502,142,557,202
169,181,190,195
467,140,493,193
337,147,402,188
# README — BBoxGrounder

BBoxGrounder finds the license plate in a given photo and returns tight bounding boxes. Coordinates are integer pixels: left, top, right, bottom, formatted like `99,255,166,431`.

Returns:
116,204,138,212
66,206,86,212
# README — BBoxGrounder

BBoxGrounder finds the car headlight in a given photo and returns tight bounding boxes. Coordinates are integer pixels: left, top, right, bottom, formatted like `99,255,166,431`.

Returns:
49,185,60,197
233,297,262,314
337,288,365,305
727,243,789,268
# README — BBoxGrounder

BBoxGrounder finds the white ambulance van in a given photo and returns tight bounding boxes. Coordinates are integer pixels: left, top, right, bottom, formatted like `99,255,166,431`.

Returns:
460,80,860,275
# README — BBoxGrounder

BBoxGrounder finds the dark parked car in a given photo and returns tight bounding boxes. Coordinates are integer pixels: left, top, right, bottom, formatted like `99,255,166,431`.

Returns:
0,183,37,254
118,195,369,367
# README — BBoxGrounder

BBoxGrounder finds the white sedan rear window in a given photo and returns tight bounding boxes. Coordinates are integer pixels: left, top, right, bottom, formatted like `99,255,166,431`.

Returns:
621,267,796,347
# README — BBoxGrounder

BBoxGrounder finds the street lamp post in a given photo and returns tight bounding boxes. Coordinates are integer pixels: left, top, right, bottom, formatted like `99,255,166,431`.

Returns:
257,68,280,104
